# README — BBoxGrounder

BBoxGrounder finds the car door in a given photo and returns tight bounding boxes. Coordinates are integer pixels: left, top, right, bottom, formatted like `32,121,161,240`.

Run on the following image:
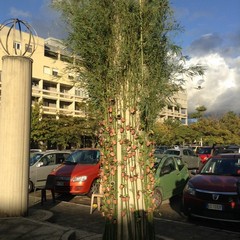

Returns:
181,149,191,168
34,152,70,187
156,156,179,200
187,149,200,169
182,149,199,169
174,157,189,194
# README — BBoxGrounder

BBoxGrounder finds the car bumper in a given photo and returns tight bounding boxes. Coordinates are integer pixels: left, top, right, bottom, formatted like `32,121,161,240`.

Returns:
54,180,90,195
183,194,240,222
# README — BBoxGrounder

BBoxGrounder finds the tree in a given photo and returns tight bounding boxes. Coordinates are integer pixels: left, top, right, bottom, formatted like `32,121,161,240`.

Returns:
189,105,207,119
31,102,55,150
52,0,203,239
30,102,98,149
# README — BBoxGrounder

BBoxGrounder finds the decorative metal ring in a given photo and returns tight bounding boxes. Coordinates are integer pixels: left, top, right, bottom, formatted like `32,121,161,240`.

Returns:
0,18,38,57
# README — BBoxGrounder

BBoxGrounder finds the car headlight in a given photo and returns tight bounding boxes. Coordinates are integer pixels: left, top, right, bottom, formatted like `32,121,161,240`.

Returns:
185,182,196,196
72,176,87,182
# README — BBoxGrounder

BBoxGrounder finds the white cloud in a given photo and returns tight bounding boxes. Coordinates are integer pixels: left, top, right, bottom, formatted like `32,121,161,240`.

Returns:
186,52,240,115
10,7,31,18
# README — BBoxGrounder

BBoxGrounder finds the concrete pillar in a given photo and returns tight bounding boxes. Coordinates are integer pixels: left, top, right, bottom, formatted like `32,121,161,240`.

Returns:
0,56,32,217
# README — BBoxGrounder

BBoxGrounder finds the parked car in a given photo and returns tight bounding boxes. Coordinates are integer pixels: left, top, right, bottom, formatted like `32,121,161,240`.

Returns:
225,145,240,153
183,153,240,222
49,148,101,197
30,148,42,158
196,146,212,164
191,145,202,153
163,148,201,170
197,146,236,166
153,155,190,208
154,146,170,159
29,150,71,192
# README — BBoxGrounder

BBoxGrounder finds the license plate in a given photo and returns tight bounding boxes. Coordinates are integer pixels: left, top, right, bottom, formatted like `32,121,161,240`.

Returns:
207,203,223,211
56,181,64,186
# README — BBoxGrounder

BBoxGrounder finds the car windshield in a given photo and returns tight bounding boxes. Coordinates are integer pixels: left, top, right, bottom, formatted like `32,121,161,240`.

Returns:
164,150,180,156
197,147,211,154
201,157,240,176
29,153,44,166
65,150,100,164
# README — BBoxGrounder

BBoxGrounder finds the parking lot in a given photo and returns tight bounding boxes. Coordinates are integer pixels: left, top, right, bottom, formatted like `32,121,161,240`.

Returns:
29,190,240,234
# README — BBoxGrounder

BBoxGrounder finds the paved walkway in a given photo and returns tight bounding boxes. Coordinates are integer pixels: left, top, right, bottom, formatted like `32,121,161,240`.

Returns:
0,192,239,240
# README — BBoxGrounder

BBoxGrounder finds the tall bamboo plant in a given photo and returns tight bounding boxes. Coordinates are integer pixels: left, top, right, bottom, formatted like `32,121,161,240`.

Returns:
52,0,203,239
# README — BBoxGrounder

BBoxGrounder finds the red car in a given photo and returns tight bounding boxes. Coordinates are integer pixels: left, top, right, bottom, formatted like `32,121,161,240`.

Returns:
183,153,240,222
196,146,212,164
49,148,101,197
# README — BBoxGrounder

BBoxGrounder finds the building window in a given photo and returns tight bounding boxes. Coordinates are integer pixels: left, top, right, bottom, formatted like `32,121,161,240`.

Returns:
25,44,32,53
13,41,21,50
75,89,88,98
43,66,51,75
60,54,73,63
181,109,186,114
44,49,58,59
52,68,58,76
68,74,74,80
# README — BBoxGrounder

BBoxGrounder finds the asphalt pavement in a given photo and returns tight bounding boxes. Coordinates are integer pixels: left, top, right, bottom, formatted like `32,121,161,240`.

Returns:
0,190,239,240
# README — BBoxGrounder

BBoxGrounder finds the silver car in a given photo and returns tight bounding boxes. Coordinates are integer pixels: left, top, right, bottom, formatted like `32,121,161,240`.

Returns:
163,148,201,170
29,150,71,192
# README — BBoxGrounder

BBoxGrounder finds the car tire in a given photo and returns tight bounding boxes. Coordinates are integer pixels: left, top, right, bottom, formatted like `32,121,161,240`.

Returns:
153,188,162,209
29,181,34,193
87,179,99,198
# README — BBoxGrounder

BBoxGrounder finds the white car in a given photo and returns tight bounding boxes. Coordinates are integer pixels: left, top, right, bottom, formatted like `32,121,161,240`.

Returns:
29,150,71,192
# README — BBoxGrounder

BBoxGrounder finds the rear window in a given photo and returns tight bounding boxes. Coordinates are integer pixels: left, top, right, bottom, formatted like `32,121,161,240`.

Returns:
197,147,212,154
164,150,180,156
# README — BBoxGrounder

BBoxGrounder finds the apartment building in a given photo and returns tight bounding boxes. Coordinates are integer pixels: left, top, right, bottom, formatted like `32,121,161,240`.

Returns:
0,25,87,118
158,90,188,125
0,24,188,124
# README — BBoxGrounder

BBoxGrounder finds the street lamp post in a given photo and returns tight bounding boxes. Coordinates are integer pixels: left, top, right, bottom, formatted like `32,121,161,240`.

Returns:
0,19,37,217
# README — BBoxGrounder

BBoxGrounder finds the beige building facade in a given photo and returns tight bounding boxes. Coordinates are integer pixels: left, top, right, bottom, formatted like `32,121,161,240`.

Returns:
0,25,188,124
158,90,188,125
0,25,87,118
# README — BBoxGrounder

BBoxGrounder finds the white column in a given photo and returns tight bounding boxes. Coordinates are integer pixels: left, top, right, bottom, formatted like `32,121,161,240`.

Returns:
0,56,32,217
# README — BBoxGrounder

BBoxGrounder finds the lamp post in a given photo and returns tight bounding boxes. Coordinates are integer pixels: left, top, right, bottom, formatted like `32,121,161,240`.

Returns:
0,19,37,217
194,79,204,108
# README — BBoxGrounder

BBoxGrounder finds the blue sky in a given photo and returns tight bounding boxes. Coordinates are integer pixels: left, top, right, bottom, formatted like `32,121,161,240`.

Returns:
0,0,240,114
171,0,240,50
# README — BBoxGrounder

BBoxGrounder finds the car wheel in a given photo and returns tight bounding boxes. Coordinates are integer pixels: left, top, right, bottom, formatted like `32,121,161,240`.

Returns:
87,180,99,198
153,188,162,209
29,181,34,193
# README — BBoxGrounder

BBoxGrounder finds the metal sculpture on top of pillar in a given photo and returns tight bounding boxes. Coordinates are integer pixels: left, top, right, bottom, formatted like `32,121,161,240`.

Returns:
0,19,37,217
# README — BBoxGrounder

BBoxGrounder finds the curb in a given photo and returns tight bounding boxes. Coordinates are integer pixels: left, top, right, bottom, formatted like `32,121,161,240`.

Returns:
28,209,54,222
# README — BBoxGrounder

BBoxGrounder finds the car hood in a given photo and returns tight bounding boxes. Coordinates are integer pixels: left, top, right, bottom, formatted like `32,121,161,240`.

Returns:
190,175,239,192
51,163,100,177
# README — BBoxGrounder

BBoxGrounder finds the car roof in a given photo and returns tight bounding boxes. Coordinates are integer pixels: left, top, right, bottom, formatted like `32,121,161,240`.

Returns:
165,149,180,151
163,154,180,157
166,148,192,151
73,148,99,151
39,150,71,154
213,153,240,159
